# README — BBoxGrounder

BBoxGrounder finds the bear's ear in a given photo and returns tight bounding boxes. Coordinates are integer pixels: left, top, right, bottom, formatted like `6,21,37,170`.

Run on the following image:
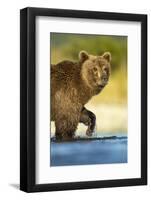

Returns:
102,52,111,62
79,51,89,62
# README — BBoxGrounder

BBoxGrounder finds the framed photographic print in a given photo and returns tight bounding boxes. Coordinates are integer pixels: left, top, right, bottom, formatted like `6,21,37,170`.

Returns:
20,7,147,192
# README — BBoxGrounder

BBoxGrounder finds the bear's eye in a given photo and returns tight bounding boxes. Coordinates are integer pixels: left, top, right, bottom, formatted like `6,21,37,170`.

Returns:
93,67,98,72
102,66,108,73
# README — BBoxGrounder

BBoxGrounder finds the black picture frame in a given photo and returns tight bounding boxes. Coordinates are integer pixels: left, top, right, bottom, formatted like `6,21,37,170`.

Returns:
20,7,147,192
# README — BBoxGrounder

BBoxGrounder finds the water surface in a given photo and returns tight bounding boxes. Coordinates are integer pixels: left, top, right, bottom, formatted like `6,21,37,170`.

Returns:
50,136,127,166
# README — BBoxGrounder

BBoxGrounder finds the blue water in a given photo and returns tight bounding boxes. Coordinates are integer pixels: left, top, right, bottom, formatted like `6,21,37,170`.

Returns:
50,136,127,166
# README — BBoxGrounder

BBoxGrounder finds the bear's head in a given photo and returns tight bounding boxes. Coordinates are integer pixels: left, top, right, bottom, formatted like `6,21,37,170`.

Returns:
79,51,111,91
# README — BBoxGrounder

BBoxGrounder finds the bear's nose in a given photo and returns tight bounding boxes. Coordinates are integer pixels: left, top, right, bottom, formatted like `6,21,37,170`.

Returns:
101,76,108,83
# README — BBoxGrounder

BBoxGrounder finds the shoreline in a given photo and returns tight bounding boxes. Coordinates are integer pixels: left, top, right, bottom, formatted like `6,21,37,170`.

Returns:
51,135,127,142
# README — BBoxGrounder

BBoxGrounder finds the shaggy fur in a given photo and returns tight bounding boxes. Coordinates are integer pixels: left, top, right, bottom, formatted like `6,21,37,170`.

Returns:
51,51,111,140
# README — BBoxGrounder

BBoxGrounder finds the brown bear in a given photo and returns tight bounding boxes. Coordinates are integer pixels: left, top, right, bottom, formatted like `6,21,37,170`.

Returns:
51,51,111,141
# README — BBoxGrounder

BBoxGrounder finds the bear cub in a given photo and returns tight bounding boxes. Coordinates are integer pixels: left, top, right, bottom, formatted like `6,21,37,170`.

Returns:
51,51,111,140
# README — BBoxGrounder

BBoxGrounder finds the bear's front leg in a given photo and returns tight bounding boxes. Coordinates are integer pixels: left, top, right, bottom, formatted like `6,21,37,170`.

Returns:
80,107,96,136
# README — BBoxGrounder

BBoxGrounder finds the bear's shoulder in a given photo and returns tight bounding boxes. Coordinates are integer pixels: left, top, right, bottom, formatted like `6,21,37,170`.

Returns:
51,60,80,75
56,60,78,69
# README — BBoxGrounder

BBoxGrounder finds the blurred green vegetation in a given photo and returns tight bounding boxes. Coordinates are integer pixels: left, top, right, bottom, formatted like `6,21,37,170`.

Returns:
50,33,127,105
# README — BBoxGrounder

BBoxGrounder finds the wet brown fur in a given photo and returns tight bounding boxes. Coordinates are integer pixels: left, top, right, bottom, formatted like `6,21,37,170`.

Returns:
51,51,111,140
